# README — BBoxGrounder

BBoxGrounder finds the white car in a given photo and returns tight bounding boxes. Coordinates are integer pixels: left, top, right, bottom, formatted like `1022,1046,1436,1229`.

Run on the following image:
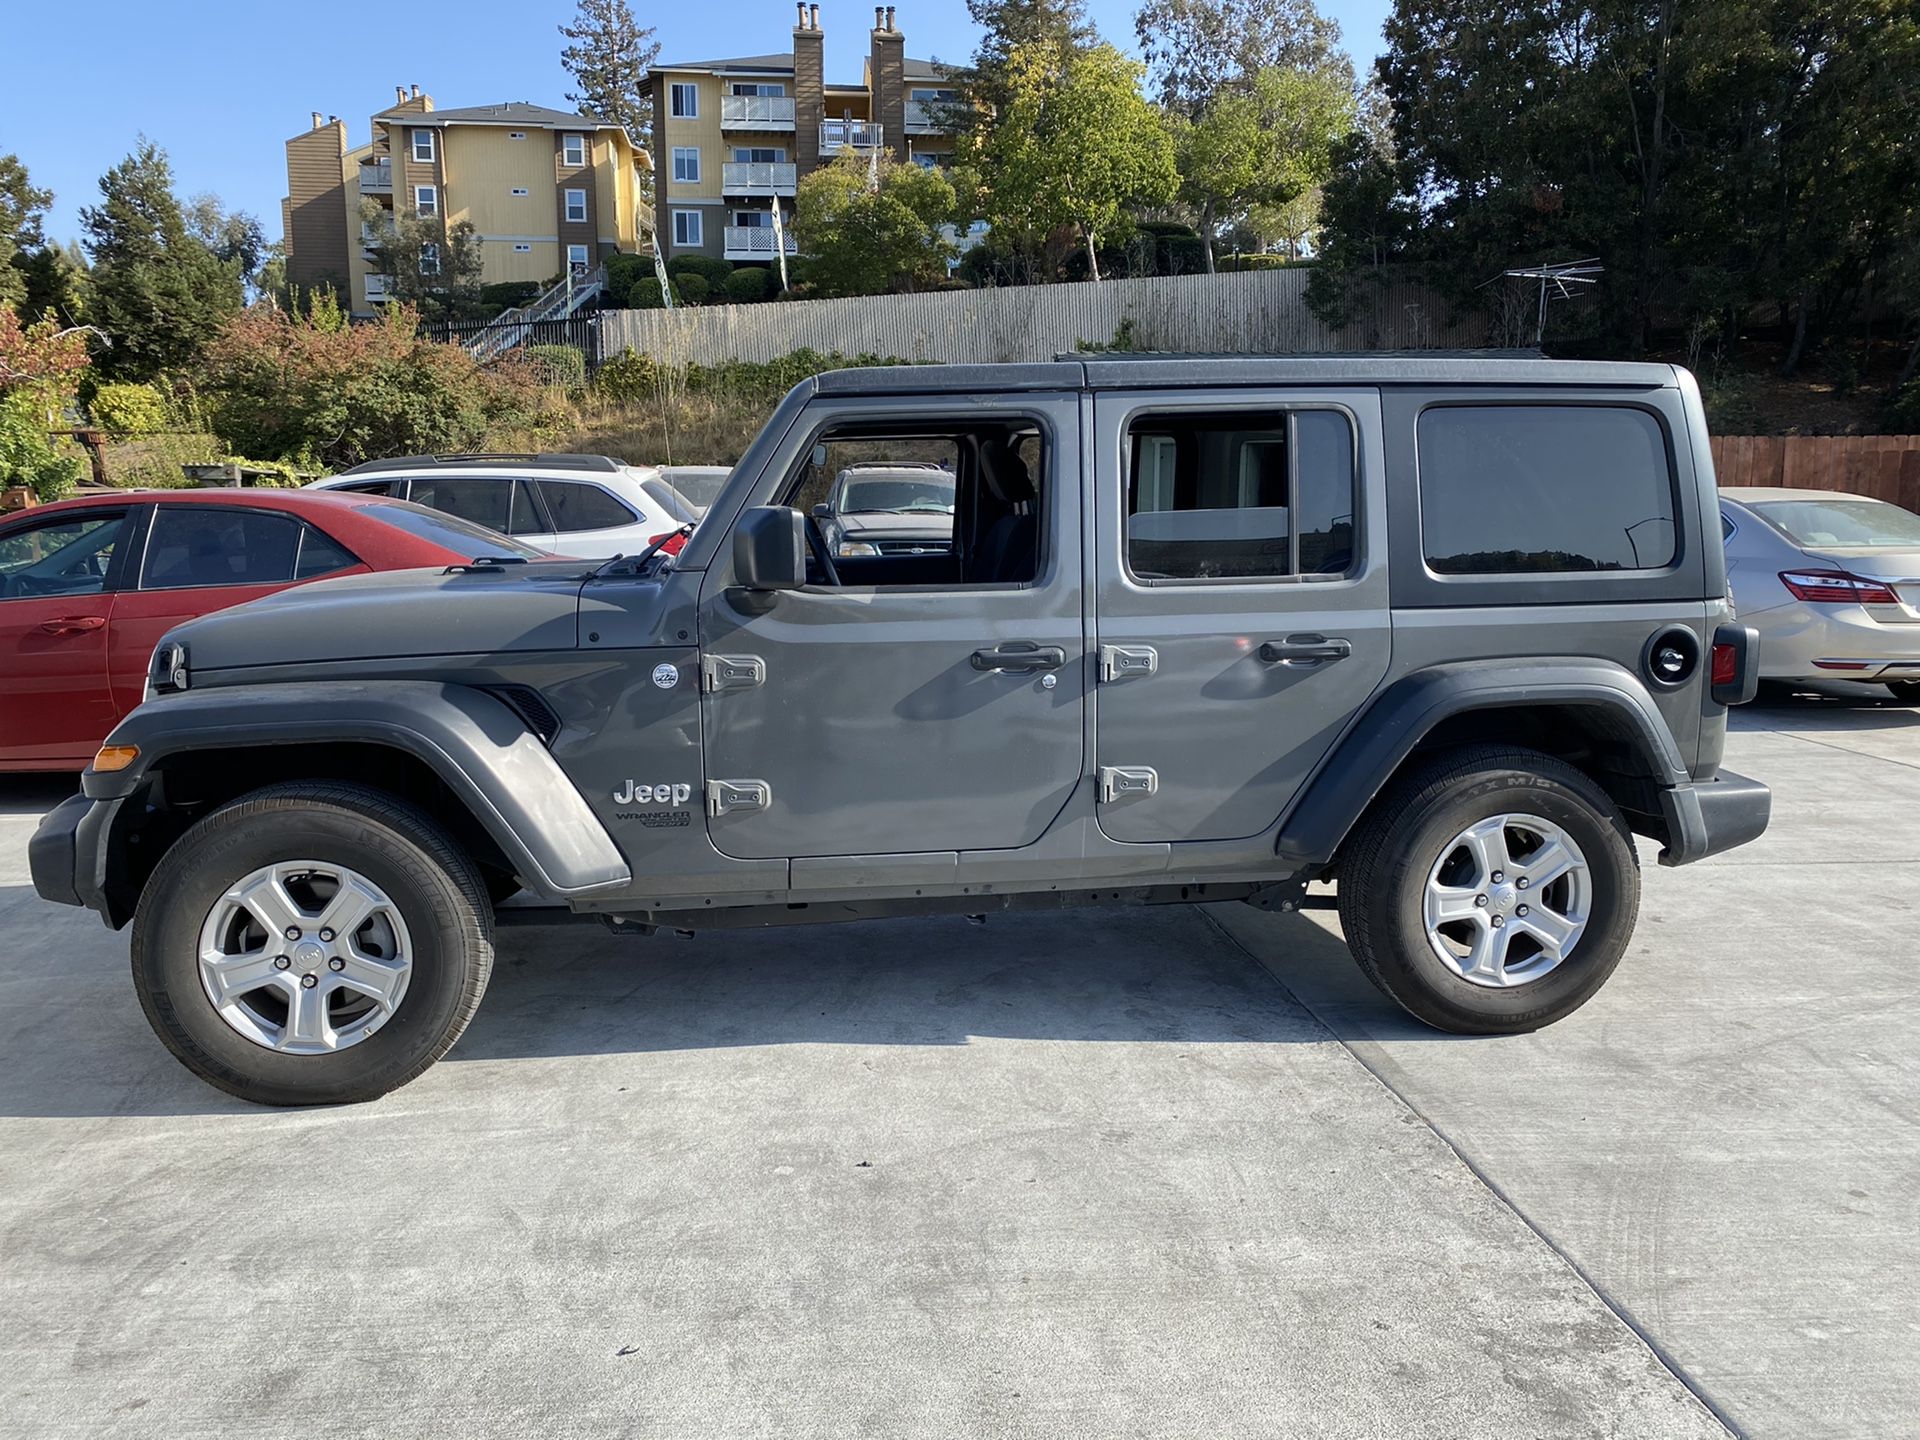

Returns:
310,453,687,560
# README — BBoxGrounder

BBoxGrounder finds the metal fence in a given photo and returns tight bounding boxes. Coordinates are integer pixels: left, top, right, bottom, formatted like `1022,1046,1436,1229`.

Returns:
425,314,603,367
599,267,1482,369
1711,434,1920,511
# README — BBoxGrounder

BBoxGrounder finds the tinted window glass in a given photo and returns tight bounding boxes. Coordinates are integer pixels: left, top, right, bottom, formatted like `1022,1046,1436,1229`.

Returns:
142,508,301,589
408,477,511,532
1419,406,1675,574
538,480,635,532
1126,410,1355,580
0,513,126,599
1753,497,1920,548
507,479,549,536
329,479,403,497
360,500,545,558
295,527,358,578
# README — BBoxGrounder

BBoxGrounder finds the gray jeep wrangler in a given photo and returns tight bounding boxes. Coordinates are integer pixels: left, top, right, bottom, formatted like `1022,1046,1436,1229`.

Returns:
31,357,1771,1106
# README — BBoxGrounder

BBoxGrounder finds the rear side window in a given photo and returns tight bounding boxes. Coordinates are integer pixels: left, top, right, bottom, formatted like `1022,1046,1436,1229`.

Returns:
537,480,635,532
329,479,403,497
1418,406,1676,574
141,508,303,589
1125,408,1355,581
408,477,512,533
294,527,358,578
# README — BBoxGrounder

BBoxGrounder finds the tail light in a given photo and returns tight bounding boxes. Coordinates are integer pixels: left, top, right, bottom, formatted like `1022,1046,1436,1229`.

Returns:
1779,569,1899,605
649,530,688,556
1711,643,1737,687
1711,624,1759,706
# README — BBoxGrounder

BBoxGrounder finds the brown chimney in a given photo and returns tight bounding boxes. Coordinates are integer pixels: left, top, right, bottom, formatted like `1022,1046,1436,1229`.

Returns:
870,4,905,151
794,2,826,172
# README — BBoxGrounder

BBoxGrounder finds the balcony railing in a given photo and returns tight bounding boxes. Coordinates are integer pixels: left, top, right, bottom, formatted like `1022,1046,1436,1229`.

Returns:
364,274,393,304
359,160,393,193
722,225,799,260
819,119,884,154
721,94,796,129
722,161,797,196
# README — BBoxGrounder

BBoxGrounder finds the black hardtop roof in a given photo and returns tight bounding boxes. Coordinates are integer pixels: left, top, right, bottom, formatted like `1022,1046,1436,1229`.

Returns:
338,453,624,475
808,354,1681,395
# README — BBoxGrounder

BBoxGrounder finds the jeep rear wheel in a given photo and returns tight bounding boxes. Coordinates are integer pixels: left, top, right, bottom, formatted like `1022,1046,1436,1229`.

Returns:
1337,745,1640,1034
131,783,493,1106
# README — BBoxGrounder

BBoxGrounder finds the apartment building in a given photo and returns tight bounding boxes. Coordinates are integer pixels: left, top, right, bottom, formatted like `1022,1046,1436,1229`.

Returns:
646,4,957,263
282,87,654,315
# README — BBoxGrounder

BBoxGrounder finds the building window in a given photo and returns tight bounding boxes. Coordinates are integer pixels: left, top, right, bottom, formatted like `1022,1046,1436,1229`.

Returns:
510,187,529,197
513,242,532,252
508,130,527,140
731,82,787,96
911,87,959,103
411,128,435,163
913,153,941,170
419,243,440,277
568,243,590,271
672,147,701,182
564,188,588,223
731,146,784,163
672,209,703,248
562,132,587,167
414,184,437,217
670,82,698,119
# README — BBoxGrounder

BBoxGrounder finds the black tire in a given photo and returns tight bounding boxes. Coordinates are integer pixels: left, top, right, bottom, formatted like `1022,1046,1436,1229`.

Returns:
131,783,493,1106
1336,745,1640,1035
1887,681,1920,704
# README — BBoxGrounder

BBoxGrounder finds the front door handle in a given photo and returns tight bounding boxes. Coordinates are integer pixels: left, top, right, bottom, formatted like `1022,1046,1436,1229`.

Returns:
1258,634,1351,667
971,642,1066,673
38,616,106,635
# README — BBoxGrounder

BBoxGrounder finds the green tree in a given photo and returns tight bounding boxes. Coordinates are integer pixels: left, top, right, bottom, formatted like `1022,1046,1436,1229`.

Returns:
792,152,957,297
962,42,1177,281
1,154,53,315
951,0,1097,117
559,0,662,144
185,194,267,295
1134,0,1351,116
361,201,486,322
80,141,242,381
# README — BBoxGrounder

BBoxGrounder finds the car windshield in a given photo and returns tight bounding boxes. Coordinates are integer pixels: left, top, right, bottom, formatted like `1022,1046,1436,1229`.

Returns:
360,499,546,558
838,474,955,514
657,469,732,509
1753,498,1920,549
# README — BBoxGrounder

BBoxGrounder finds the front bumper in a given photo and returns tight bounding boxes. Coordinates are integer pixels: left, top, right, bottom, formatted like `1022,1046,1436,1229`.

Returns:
1657,769,1771,867
29,792,125,925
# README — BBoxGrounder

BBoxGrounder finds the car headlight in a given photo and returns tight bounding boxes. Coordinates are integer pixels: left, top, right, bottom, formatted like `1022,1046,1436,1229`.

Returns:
145,641,190,700
835,540,880,558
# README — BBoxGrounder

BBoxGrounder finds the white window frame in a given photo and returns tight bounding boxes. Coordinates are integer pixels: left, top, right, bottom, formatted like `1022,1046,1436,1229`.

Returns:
562,132,587,167
564,188,588,223
512,242,532,252
672,209,703,248
411,128,435,163
731,82,787,97
670,83,698,119
567,243,590,271
413,184,437,217
419,242,440,277
508,130,528,140
510,186,529,197
672,147,702,183
731,146,785,163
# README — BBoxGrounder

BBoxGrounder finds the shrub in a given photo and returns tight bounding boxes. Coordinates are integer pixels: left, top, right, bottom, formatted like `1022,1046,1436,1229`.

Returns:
479,281,543,312
667,254,734,289
103,430,223,488
591,347,661,404
604,252,652,308
90,382,172,437
523,344,588,389
1217,252,1303,272
0,391,87,501
631,277,676,309
675,273,712,305
724,266,776,303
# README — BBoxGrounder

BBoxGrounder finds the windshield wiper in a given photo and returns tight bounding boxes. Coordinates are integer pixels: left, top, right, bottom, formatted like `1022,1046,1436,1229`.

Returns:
590,522,694,579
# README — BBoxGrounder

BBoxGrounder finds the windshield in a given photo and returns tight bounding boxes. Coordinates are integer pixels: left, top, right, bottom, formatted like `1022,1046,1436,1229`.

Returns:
1753,498,1920,549
361,499,546,558
838,474,955,514
657,468,732,509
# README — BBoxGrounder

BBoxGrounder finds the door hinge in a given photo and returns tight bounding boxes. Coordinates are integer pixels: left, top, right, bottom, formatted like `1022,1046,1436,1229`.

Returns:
1098,765,1159,803
701,654,766,693
1099,644,1158,683
706,779,772,816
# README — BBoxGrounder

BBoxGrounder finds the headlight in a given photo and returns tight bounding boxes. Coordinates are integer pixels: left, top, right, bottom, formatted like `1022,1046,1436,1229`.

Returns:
145,641,190,700
835,540,880,558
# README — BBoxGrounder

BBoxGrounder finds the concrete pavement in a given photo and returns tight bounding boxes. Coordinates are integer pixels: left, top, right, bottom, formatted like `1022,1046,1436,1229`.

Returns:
1,685,1914,1437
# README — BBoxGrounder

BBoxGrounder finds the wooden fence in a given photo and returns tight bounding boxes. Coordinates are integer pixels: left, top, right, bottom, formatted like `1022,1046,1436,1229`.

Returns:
1711,435,1920,510
599,268,1481,368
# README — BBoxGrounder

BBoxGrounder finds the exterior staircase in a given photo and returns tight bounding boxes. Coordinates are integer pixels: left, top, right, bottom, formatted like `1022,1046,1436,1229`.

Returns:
464,264,606,363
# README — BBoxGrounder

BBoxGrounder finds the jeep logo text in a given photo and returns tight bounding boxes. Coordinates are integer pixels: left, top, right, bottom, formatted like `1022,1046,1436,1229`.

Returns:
613,780,693,805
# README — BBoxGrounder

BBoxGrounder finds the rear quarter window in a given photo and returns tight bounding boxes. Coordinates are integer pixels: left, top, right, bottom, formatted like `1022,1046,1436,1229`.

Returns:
1418,406,1676,574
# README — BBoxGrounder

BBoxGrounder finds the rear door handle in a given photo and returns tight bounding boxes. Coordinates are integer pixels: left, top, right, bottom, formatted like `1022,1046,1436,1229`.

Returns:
971,642,1066,673
38,616,106,635
1258,634,1351,666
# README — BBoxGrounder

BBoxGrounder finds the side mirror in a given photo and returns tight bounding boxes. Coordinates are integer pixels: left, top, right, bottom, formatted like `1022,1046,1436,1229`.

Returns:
810,502,832,519
732,506,806,591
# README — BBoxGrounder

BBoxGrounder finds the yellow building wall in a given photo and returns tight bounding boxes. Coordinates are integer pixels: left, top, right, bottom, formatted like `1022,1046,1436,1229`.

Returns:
657,72,725,202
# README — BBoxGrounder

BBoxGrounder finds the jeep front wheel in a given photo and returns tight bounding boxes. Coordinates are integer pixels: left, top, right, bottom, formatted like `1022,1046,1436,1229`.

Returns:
1336,745,1640,1034
131,783,493,1106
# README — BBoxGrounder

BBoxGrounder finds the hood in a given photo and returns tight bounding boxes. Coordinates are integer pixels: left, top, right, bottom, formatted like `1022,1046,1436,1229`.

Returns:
837,511,955,541
171,560,598,674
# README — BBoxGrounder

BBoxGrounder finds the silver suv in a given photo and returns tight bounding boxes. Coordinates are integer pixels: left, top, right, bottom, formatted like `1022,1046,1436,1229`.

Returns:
32,357,1770,1105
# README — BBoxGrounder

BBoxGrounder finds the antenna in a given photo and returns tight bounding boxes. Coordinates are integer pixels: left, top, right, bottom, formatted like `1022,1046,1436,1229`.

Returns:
1484,258,1604,345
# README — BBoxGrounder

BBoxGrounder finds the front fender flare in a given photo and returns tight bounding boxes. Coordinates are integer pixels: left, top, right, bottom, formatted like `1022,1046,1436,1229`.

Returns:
1274,659,1690,870
87,681,632,899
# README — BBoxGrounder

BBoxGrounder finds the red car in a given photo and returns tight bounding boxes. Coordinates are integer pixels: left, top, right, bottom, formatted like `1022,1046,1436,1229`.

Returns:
0,488,541,771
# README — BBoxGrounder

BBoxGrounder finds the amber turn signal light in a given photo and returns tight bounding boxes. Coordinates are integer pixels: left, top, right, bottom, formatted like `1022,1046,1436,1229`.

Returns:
92,745,140,773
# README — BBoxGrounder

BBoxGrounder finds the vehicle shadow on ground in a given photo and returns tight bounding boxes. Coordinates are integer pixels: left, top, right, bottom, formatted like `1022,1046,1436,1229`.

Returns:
1735,680,1920,732
0,774,79,817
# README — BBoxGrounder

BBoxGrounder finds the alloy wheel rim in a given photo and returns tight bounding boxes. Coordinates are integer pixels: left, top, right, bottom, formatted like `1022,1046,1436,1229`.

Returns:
1421,813,1592,989
197,861,413,1054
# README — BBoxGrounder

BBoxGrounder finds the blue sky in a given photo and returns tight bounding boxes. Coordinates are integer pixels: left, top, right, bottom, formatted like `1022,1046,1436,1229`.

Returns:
0,0,1390,249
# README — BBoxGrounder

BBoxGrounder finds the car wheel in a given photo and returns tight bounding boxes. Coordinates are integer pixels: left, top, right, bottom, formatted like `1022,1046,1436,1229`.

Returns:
131,782,493,1106
1337,745,1640,1035
1886,681,1920,704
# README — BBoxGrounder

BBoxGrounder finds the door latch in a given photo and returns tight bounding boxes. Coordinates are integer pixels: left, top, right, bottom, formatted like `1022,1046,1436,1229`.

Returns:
1099,644,1158,683
701,654,766,692
1098,766,1159,803
1257,634,1352,667
706,779,772,816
